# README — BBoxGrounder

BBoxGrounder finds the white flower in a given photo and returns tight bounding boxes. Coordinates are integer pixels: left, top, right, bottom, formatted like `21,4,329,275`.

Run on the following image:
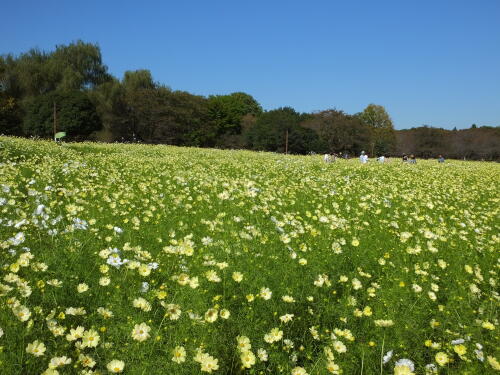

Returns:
107,255,124,268
201,237,213,245
257,348,268,361
395,359,414,372
259,287,272,300
383,350,393,364
425,363,438,373
131,322,151,342
141,282,149,293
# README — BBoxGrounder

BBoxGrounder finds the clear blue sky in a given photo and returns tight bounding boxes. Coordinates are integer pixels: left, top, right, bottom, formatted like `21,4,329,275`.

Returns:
2,0,499,129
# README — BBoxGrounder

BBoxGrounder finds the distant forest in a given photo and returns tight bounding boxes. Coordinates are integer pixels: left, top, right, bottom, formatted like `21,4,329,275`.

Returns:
1,41,499,160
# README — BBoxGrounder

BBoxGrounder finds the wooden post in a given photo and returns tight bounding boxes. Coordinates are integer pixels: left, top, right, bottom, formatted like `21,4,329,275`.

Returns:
285,129,288,154
53,102,57,141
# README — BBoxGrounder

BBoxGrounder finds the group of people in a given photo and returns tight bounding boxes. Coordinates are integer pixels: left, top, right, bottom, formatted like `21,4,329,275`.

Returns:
359,151,385,164
322,152,446,164
401,154,417,163
323,153,338,163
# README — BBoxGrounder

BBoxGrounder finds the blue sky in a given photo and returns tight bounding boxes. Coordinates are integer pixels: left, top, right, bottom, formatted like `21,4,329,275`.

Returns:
1,0,499,129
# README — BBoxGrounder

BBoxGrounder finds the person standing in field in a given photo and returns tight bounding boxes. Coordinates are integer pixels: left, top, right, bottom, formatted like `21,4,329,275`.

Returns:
438,155,445,163
409,155,417,164
360,151,368,164
377,155,385,163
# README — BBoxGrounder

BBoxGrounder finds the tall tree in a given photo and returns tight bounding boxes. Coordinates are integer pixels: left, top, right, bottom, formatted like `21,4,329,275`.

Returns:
302,109,370,155
124,86,211,146
0,41,111,99
358,104,396,155
0,94,23,135
123,70,156,92
89,78,133,142
50,40,112,90
23,90,101,139
207,92,262,139
245,107,318,153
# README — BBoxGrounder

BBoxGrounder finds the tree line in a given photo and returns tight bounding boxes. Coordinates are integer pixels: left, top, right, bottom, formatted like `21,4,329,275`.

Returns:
1,41,498,160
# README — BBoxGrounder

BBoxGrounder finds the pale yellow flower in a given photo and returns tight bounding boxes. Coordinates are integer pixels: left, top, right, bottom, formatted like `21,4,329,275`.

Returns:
291,366,309,375
172,346,186,363
487,356,500,371
131,322,151,342
435,352,449,366
13,305,31,321
77,283,89,293
66,326,85,341
81,329,100,348
26,340,46,357
240,350,256,368
107,359,125,373
220,308,230,319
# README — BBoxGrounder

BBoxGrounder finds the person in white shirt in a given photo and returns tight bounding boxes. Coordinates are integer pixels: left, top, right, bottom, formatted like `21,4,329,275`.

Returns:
377,155,385,163
323,154,331,163
360,151,368,164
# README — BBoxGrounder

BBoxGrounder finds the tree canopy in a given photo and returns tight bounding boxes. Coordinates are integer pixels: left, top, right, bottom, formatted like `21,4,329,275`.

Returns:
358,104,397,155
1,41,498,160
23,90,101,139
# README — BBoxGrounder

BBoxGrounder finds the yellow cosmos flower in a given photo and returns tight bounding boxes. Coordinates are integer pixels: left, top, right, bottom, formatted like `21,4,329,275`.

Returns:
435,352,449,366
106,359,125,373
26,340,46,357
131,322,151,342
172,345,186,363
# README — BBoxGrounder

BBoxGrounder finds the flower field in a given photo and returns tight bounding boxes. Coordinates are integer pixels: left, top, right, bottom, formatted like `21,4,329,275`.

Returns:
0,136,499,375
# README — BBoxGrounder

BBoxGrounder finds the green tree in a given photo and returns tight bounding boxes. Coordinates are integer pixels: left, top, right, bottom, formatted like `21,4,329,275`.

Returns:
124,86,211,146
4,49,52,97
50,41,112,91
23,90,101,139
89,78,133,142
358,104,396,155
245,107,318,153
0,41,111,99
302,109,370,155
208,92,262,138
0,94,23,135
123,70,156,92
